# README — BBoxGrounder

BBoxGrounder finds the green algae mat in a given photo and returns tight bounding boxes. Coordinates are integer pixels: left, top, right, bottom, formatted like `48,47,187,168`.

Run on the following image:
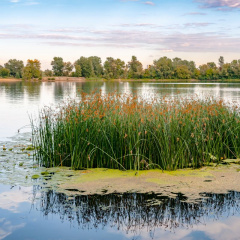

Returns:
1,135,240,202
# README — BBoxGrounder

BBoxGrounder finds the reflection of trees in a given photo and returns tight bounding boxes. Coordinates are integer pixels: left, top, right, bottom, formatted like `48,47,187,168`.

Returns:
0,82,24,99
0,82,42,101
24,81,41,99
39,190,240,234
76,82,104,94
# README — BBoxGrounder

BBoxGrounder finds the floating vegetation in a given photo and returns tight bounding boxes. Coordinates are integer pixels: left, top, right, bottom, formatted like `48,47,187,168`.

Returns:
32,92,240,170
32,174,40,179
25,145,35,151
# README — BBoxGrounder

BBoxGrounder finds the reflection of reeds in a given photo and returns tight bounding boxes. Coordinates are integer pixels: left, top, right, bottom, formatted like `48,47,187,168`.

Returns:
32,92,240,170
39,190,240,233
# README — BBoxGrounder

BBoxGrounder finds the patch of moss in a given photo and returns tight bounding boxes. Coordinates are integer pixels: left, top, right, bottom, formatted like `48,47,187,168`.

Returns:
166,168,214,178
74,169,144,183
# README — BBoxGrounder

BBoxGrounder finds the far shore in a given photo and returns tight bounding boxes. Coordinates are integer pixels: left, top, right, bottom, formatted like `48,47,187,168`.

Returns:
0,78,22,82
1,77,240,83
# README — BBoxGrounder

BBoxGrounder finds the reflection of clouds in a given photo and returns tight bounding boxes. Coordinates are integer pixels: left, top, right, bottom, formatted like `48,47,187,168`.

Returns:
0,187,32,213
0,220,25,240
112,216,240,240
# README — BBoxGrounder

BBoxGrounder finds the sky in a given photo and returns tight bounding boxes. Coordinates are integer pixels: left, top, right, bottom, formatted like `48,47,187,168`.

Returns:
0,0,240,69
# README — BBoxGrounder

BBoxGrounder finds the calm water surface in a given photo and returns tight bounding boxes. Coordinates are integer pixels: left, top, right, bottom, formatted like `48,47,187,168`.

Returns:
1,81,240,240
1,184,240,240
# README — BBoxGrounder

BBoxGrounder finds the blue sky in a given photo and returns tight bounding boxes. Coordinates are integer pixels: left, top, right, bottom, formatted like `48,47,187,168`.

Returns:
0,0,240,69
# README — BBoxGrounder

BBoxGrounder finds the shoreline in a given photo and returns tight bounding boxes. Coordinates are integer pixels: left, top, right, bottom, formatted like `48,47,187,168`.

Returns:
1,77,240,83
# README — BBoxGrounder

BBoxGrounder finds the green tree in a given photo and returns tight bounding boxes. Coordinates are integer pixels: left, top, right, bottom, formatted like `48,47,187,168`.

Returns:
153,57,173,79
174,65,191,79
0,68,10,78
75,57,93,78
4,59,24,78
44,69,53,77
51,57,64,76
63,61,73,76
74,64,82,77
172,58,196,78
88,56,103,77
127,56,143,79
230,60,240,79
104,57,125,79
22,59,41,80
15,72,20,79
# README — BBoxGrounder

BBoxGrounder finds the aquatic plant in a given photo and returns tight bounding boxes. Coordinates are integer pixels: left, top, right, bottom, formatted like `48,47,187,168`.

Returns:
32,92,240,170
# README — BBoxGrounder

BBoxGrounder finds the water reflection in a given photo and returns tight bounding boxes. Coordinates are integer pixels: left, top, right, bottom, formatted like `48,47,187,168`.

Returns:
1,183,240,240
39,190,240,235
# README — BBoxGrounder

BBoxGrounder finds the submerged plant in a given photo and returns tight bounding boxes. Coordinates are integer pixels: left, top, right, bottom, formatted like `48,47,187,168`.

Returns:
32,92,240,171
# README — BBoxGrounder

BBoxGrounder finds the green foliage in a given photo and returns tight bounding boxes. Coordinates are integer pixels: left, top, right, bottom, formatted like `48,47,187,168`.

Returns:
63,61,73,76
44,69,53,77
75,57,94,78
0,68,10,78
88,56,103,77
15,72,20,79
154,57,174,79
74,64,82,77
22,59,41,80
174,65,191,79
51,57,64,76
4,59,24,78
104,57,125,79
128,56,143,79
2,55,240,81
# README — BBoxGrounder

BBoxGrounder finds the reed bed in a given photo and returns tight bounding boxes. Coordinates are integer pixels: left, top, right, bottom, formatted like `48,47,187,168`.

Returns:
32,92,240,170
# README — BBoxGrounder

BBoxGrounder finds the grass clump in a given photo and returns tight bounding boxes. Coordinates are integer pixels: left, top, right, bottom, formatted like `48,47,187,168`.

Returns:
32,92,240,171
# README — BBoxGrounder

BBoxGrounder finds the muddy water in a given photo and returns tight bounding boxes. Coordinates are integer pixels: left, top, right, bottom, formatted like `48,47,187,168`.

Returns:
1,81,240,239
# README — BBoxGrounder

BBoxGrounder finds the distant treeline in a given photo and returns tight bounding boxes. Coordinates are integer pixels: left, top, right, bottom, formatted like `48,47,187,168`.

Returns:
0,56,240,80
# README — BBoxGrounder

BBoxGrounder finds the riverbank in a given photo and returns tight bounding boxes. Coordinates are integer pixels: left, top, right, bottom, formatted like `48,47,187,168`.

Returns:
1,77,240,83
0,78,22,82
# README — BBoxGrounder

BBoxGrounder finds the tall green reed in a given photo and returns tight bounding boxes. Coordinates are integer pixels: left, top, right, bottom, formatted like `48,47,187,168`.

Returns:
32,92,240,170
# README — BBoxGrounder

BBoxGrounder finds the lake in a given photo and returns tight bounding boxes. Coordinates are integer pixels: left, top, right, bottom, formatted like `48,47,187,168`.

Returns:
1,80,240,240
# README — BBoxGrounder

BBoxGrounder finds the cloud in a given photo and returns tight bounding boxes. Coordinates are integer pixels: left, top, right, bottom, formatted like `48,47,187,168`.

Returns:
196,0,240,10
144,1,155,6
184,22,213,27
0,24,239,53
183,12,207,15
9,0,39,5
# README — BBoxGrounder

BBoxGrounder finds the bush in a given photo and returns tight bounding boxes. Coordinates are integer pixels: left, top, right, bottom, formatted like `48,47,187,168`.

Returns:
0,68,10,78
